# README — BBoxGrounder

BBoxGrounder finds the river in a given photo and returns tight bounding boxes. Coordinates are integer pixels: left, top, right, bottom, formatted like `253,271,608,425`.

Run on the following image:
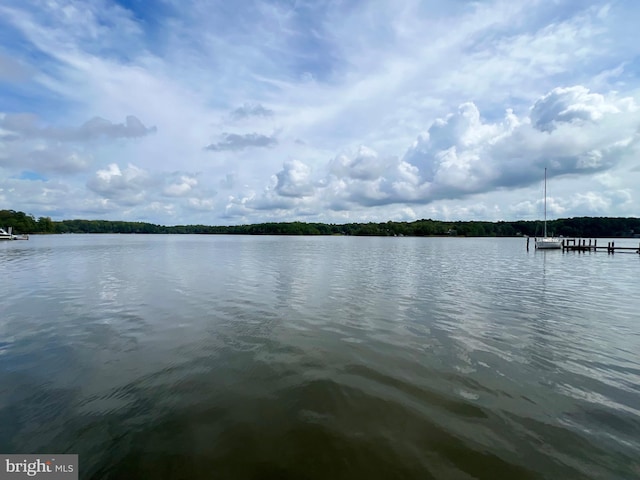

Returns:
1,235,639,479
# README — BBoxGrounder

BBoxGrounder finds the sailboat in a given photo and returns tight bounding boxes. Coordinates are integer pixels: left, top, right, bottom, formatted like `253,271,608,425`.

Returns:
535,168,562,249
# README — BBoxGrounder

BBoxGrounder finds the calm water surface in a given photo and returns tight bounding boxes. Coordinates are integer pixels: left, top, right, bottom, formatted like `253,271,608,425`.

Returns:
1,235,639,479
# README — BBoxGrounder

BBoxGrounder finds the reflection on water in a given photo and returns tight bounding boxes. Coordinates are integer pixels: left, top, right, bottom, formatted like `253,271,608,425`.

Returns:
1,235,639,479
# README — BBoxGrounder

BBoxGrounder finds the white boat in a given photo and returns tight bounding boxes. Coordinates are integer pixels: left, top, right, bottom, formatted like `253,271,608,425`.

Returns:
535,168,561,249
0,227,29,240
0,227,13,240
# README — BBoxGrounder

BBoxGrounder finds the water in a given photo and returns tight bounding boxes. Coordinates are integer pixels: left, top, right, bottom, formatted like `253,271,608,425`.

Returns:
1,235,639,479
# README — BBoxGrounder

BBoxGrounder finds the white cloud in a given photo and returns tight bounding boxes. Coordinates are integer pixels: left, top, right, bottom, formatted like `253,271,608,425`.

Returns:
87,163,150,206
0,113,155,180
1,0,639,224
404,87,639,200
530,86,622,132
163,175,198,197
187,197,215,211
275,159,314,198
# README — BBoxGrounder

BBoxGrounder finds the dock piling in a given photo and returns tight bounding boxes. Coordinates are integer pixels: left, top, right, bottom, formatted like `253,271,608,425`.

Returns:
561,238,638,254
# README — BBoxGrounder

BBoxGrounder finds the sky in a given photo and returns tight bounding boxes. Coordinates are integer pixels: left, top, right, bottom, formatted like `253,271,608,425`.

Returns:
1,0,639,226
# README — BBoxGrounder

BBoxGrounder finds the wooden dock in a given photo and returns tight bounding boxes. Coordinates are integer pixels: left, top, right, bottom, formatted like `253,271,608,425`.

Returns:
561,238,640,254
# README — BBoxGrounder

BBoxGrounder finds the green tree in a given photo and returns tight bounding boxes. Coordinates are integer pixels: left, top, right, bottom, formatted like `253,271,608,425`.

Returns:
37,216,55,233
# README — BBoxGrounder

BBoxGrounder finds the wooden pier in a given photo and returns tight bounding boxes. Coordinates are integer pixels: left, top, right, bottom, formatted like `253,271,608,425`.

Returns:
526,236,640,254
561,238,640,254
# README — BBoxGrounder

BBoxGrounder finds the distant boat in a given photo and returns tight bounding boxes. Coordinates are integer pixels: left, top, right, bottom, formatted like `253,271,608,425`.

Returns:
535,168,561,250
0,227,29,241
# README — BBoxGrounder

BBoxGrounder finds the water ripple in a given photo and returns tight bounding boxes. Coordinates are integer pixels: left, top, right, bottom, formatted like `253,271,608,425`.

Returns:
1,236,639,479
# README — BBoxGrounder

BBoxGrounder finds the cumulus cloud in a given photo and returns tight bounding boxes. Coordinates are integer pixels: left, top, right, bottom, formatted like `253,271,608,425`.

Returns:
530,86,621,132
163,175,198,197
404,103,514,190
233,192,298,214
205,133,278,152
221,85,639,220
403,86,639,201
324,146,421,208
0,113,155,180
329,146,390,181
87,163,151,206
275,160,314,198
84,164,218,215
187,197,216,211
221,161,315,218
535,189,633,218
3,0,640,224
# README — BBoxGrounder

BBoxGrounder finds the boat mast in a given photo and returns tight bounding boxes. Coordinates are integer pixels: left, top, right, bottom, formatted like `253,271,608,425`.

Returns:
543,168,547,237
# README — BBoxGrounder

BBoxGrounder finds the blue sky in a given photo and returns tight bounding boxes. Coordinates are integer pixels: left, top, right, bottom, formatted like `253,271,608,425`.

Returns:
1,0,639,225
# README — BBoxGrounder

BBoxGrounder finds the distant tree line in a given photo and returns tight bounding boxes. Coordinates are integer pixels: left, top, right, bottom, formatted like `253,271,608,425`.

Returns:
2,209,639,238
